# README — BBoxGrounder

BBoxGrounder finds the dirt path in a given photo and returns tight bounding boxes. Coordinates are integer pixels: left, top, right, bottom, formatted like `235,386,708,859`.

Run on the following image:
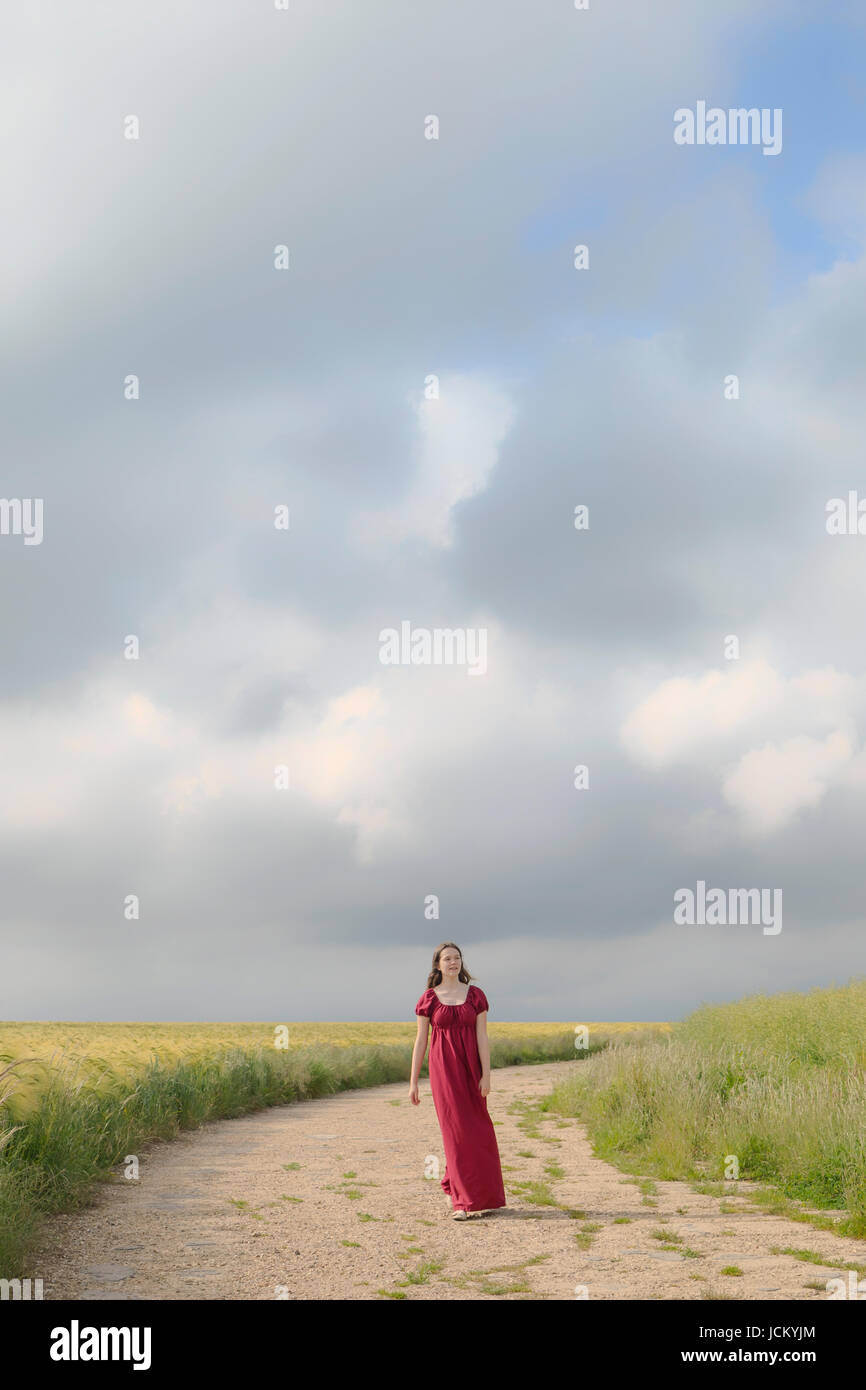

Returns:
31,1061,866,1300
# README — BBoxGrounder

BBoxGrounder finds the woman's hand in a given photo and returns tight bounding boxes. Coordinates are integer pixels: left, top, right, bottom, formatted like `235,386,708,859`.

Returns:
479,1075,490,1098
408,1083,420,1105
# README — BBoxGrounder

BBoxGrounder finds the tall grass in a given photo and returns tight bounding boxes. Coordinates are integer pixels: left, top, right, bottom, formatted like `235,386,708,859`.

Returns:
676,981,866,1066
0,1029,582,1277
549,981,866,1238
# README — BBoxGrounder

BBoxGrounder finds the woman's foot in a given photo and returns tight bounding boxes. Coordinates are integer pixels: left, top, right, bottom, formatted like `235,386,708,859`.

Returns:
451,1209,470,1221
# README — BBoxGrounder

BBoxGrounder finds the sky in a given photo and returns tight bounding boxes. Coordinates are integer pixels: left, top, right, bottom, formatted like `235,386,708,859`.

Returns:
2,0,866,1022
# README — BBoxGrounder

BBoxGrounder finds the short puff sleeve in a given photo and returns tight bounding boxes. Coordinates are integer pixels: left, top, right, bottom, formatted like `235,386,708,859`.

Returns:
415,989,434,1018
472,986,489,1014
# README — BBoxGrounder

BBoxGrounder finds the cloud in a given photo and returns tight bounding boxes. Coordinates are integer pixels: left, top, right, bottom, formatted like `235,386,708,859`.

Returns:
621,659,866,835
352,374,514,550
722,730,854,833
620,660,785,768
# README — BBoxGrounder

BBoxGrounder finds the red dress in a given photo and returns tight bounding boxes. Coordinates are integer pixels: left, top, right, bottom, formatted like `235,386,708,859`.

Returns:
415,983,506,1213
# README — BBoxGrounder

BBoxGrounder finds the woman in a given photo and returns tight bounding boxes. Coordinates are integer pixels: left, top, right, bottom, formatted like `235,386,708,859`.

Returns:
409,942,506,1220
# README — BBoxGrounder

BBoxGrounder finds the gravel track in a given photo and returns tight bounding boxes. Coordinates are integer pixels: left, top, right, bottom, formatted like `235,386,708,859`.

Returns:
31,1060,866,1300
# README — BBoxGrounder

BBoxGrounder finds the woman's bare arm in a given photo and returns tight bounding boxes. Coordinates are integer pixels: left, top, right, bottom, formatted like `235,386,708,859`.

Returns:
409,1016,430,1102
476,1010,491,1096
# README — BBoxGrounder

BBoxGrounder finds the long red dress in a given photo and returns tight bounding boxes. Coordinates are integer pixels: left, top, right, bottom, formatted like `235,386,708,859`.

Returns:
415,983,506,1213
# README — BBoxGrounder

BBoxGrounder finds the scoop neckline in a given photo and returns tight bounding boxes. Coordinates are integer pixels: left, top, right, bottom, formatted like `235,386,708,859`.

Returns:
432,984,473,1007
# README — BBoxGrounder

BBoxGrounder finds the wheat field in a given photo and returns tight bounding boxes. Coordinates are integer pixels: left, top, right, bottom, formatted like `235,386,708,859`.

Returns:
0,1019,668,1113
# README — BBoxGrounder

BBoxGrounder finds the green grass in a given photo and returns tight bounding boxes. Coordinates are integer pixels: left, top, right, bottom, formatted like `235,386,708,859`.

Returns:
395,1260,442,1287
548,980,866,1239
771,1245,866,1276
442,1254,550,1297
507,1179,557,1207
575,1220,602,1249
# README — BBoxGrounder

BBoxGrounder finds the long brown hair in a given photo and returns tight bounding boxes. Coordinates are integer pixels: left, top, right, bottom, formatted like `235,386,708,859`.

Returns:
425,941,474,989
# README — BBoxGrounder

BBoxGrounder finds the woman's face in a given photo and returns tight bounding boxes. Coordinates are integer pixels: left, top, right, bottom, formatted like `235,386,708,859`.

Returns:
438,947,462,978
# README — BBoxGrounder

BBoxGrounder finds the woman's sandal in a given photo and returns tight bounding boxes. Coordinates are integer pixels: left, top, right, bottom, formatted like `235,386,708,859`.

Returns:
451,1209,470,1220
